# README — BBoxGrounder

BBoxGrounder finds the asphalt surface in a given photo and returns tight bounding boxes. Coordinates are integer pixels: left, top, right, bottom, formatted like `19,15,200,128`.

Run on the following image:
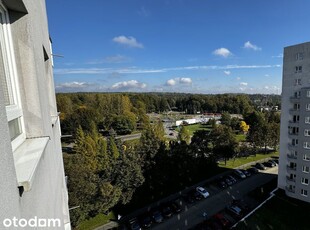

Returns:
152,166,278,230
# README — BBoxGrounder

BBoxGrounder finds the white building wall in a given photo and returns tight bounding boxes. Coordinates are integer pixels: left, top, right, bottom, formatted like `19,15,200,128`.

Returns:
0,0,70,228
279,42,310,203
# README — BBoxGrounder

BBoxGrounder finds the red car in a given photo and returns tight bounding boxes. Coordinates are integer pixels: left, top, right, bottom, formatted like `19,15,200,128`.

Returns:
214,213,231,228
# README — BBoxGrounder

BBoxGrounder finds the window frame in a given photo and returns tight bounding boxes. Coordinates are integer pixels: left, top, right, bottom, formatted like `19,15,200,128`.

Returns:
302,165,310,173
301,189,308,197
0,2,25,151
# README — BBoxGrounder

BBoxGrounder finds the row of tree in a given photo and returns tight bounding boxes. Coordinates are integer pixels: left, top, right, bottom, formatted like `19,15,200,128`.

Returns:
56,93,281,136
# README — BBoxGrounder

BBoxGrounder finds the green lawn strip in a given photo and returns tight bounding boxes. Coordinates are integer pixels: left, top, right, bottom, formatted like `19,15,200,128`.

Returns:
235,134,246,142
176,124,211,136
236,192,310,230
218,152,279,169
77,212,115,230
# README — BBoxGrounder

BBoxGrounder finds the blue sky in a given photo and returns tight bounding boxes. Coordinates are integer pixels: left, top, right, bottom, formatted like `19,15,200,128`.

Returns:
46,0,310,94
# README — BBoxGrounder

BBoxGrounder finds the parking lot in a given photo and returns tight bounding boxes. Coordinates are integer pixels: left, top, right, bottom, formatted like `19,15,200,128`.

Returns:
120,162,278,230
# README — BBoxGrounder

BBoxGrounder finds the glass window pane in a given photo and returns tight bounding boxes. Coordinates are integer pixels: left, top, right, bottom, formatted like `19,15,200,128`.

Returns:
8,118,21,141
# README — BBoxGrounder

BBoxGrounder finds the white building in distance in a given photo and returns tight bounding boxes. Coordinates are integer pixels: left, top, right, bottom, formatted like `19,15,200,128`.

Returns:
278,42,310,202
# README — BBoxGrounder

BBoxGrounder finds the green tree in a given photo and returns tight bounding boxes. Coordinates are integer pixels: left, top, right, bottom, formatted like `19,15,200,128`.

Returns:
178,125,191,144
211,125,239,165
221,112,231,126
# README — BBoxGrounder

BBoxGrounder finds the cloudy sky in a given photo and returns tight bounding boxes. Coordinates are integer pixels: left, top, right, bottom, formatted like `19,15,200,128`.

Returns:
46,0,310,94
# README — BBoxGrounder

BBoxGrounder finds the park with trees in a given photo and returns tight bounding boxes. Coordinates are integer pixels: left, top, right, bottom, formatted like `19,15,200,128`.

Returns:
57,92,280,228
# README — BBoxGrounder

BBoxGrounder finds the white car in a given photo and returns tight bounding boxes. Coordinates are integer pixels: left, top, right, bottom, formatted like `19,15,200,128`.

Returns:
196,186,210,198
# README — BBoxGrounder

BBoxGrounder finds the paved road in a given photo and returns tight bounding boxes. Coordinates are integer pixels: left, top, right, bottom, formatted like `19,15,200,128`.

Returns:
152,167,278,230
115,133,141,142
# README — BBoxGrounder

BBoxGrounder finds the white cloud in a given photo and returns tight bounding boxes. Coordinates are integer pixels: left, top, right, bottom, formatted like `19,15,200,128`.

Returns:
272,53,283,58
236,77,241,81
111,80,146,90
54,64,282,75
55,81,99,92
56,81,88,89
166,79,177,86
240,82,248,86
112,36,144,48
243,41,262,51
180,77,192,84
166,77,192,86
224,70,231,75
213,48,232,58
87,55,130,64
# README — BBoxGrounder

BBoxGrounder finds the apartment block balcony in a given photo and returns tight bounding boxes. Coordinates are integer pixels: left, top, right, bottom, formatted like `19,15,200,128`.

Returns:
288,144,298,150
286,176,296,182
289,109,300,115
290,96,300,103
288,132,299,137
288,120,299,124
287,153,297,159
287,165,297,172
286,186,295,193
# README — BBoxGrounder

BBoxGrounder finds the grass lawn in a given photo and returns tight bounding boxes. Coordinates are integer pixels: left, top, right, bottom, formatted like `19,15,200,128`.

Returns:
236,134,246,142
218,151,279,169
236,190,310,230
77,212,115,230
176,124,212,136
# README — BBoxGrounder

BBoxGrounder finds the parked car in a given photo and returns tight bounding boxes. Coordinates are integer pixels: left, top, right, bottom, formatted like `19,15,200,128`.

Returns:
227,175,237,184
232,199,249,212
189,189,203,201
226,205,243,219
151,210,164,223
224,177,233,186
263,161,273,168
183,193,194,204
241,169,251,177
139,214,152,229
161,204,173,218
128,218,141,230
234,169,246,179
217,180,227,189
268,160,277,166
273,159,279,164
214,213,231,228
255,163,266,170
170,200,182,213
247,167,259,174
196,186,210,198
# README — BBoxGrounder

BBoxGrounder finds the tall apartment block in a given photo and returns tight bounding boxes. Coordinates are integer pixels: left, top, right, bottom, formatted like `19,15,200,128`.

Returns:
278,42,310,202
0,0,70,229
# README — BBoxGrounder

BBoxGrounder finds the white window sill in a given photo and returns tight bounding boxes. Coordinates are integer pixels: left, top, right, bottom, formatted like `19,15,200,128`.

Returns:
13,137,49,192
51,113,60,127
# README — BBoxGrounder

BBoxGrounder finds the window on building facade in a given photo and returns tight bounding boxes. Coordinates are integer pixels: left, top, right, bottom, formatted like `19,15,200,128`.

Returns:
295,66,302,73
305,129,310,136
0,3,24,151
294,79,301,85
307,90,310,98
294,103,300,110
305,117,310,124
294,91,301,98
302,165,310,173
303,154,310,161
296,52,304,60
303,142,310,149
293,139,299,146
301,189,308,196
307,104,310,111
301,178,309,185
293,115,299,123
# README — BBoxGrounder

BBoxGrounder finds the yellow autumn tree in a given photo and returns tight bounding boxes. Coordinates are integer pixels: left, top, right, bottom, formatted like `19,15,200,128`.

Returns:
239,121,250,133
